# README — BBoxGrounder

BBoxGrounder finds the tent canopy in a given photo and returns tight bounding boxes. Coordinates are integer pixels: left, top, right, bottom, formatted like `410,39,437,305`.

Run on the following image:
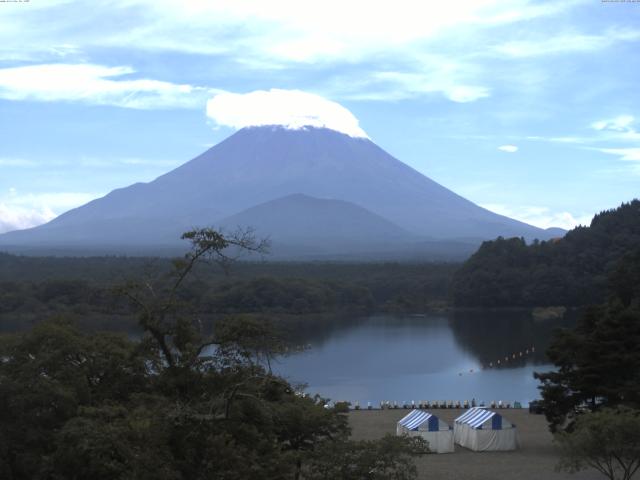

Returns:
398,410,448,432
455,407,511,430
397,410,454,453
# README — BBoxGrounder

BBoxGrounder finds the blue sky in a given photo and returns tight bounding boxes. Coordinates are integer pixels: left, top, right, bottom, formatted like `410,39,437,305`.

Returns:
0,0,639,233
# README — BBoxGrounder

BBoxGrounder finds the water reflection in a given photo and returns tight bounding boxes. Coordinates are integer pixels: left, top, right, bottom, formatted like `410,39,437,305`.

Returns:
273,312,577,406
449,309,579,367
1,309,576,406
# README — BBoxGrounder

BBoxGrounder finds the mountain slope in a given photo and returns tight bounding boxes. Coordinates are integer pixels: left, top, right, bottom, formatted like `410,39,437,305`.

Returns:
219,193,413,244
0,126,559,255
451,200,640,307
216,193,429,259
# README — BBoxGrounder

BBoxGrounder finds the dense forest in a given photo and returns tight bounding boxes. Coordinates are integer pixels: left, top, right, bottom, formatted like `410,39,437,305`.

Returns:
535,246,640,430
0,253,456,333
0,230,427,480
2,208,640,477
451,200,640,307
3,199,639,329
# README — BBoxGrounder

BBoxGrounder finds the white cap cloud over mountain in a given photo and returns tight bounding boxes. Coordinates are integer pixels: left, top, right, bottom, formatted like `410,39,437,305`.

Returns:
206,89,369,138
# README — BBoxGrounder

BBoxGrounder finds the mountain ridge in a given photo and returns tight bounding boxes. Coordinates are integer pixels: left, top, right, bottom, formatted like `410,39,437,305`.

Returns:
0,126,563,257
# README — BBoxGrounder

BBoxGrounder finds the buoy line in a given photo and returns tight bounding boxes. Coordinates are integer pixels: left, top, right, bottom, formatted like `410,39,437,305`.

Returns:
457,346,536,376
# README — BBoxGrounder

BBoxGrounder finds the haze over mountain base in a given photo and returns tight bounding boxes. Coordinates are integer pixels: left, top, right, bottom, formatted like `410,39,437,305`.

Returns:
0,126,563,259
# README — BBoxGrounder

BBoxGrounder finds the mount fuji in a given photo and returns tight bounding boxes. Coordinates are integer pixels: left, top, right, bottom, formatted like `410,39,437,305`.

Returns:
0,126,561,259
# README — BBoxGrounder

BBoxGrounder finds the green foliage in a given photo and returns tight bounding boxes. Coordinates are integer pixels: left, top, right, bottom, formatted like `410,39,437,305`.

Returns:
51,403,180,480
205,277,374,314
0,259,456,333
451,200,640,307
0,317,353,479
556,407,640,480
304,435,428,480
0,319,150,479
609,249,640,309
535,248,640,431
0,228,425,480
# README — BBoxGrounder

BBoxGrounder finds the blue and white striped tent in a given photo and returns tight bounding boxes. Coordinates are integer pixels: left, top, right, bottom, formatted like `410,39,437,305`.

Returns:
396,410,454,453
454,408,518,451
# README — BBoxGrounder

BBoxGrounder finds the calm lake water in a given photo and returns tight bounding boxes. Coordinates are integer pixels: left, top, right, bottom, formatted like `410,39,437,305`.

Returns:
273,311,576,407
1,309,574,407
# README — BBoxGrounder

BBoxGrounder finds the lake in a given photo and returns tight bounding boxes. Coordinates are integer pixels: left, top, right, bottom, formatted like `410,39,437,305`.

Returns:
273,311,576,407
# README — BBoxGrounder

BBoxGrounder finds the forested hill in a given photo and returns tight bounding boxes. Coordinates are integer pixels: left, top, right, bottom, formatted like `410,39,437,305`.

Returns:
451,200,640,307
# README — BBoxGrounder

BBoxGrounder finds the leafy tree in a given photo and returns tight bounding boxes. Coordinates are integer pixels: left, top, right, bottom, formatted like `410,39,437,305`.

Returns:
51,402,180,480
0,319,150,479
452,200,640,307
0,228,426,479
535,249,640,431
118,227,270,370
556,407,640,480
304,435,428,480
0,251,457,329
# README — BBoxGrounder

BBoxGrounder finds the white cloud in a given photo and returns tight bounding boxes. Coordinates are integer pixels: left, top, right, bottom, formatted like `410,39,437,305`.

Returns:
0,158,39,167
0,0,633,112
494,29,640,58
587,116,640,165
48,44,84,58
446,85,491,103
591,115,635,132
525,115,640,153
206,89,368,138
482,203,593,230
0,203,56,234
103,0,569,61
595,117,640,144
0,0,583,104
498,145,518,153
525,135,588,144
348,69,490,103
595,147,640,162
0,63,212,109
8,192,102,211
0,190,102,233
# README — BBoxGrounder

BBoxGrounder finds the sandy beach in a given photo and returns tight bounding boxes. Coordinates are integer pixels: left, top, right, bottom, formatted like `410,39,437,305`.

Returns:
349,408,602,480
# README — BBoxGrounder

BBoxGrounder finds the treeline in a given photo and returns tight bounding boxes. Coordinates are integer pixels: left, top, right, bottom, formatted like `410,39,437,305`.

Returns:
1,229,428,479
451,200,640,307
0,319,426,480
530,248,640,479
535,247,640,430
0,257,457,332
205,277,374,314
0,229,428,480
